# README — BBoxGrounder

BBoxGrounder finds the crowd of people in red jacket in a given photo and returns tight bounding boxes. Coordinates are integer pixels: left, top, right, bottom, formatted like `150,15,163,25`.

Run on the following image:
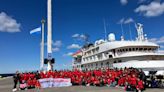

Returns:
14,67,146,92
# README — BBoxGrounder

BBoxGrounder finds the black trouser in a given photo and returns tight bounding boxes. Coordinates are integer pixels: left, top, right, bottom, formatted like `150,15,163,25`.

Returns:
13,80,18,89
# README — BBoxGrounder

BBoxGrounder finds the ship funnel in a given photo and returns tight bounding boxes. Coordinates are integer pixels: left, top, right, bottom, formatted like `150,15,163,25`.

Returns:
108,33,115,41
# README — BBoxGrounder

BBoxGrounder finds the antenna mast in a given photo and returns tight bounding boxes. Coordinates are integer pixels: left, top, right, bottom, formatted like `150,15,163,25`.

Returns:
84,34,89,44
128,23,132,40
103,18,107,41
120,23,124,40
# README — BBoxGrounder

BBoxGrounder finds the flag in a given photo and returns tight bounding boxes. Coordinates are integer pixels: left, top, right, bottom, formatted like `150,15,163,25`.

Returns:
30,27,41,35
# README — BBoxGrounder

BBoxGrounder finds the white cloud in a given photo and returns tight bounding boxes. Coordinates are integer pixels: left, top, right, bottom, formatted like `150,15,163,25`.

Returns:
80,34,87,40
53,40,62,47
160,45,164,48
135,1,164,17
158,50,164,53
44,40,62,52
118,18,125,24
118,18,134,24
138,0,147,4
149,36,164,44
148,38,157,43
120,0,128,5
124,18,134,24
158,36,164,44
45,40,62,47
72,34,79,38
63,52,73,56
67,44,81,49
72,33,88,41
149,36,164,49
52,47,60,52
0,12,21,33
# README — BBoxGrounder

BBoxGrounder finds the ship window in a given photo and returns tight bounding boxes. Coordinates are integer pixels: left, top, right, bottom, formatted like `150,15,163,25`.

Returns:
81,65,83,67
132,48,135,51
144,48,147,50
96,63,98,66
114,61,116,63
101,63,103,67
139,48,143,51
118,60,122,63
117,50,120,52
96,47,99,52
90,57,92,60
92,49,95,53
122,49,125,52
136,48,138,51
126,49,128,51
129,48,131,51
109,55,113,58
106,62,109,66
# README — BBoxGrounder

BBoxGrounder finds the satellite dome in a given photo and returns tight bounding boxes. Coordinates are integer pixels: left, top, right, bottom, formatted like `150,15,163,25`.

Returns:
108,33,115,41
95,41,99,45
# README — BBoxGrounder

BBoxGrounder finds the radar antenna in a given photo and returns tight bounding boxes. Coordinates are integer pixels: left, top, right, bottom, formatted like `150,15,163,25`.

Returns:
135,23,144,41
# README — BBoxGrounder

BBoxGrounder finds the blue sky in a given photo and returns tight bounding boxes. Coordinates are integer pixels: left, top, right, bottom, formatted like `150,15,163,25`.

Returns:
0,0,164,73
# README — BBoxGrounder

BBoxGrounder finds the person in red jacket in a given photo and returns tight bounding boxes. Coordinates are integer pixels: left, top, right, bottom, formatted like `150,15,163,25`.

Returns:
107,77,112,86
35,80,41,91
93,76,100,86
136,78,144,92
130,74,137,91
32,78,37,88
118,77,124,86
27,78,33,89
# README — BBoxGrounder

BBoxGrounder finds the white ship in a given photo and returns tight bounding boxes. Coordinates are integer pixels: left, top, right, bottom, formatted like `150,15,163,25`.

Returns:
72,23,164,75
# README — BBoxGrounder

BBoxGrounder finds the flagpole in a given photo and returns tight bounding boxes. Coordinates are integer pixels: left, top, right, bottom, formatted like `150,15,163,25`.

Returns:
47,0,53,71
40,19,45,70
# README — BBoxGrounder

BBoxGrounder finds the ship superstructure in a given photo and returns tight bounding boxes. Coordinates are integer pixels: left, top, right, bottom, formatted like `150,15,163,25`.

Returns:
72,23,164,75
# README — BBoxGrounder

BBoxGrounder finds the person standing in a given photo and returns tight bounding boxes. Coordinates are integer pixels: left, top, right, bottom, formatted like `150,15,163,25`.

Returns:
12,71,20,92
